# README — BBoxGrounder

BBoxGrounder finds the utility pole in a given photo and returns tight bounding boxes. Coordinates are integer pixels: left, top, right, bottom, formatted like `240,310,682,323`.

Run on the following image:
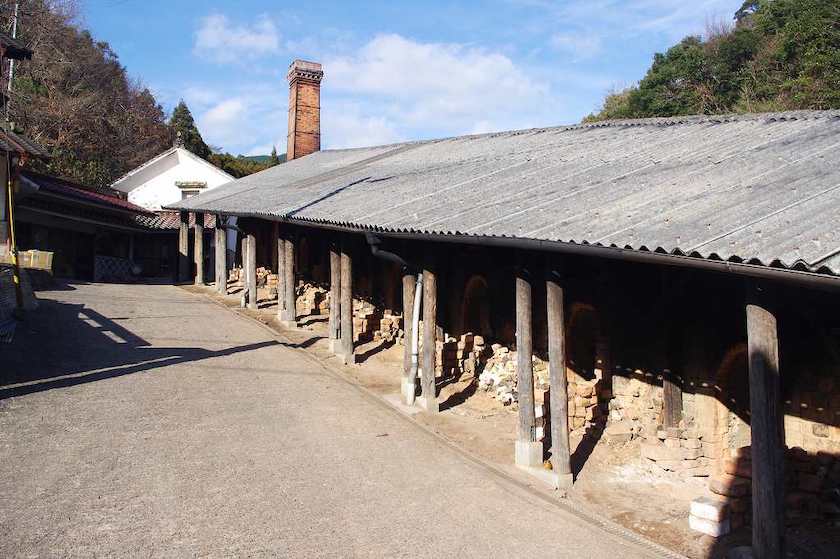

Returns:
6,2,19,119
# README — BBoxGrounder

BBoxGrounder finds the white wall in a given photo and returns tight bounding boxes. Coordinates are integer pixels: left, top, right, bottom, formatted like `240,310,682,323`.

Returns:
123,149,233,211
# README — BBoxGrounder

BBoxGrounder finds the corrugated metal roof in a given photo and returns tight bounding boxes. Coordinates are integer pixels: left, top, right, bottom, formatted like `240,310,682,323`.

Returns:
169,110,840,277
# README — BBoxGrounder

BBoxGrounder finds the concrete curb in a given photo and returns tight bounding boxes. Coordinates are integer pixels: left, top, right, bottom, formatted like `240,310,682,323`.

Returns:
188,286,689,559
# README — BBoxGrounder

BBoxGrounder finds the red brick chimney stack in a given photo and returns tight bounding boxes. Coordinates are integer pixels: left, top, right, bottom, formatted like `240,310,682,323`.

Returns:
286,59,323,161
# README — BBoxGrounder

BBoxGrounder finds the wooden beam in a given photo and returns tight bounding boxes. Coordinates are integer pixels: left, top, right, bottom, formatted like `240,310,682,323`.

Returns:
282,231,296,325
339,238,354,364
329,241,341,353
246,231,257,310
215,215,227,294
178,211,189,282
193,212,205,285
421,264,438,413
746,284,785,559
546,265,572,487
515,261,541,467
401,270,416,404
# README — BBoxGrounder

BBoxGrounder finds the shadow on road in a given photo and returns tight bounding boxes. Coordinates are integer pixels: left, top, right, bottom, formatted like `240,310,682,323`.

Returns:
0,296,281,400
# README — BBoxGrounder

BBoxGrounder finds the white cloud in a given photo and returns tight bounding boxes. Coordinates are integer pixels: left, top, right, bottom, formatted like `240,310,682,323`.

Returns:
323,34,559,146
198,98,247,148
550,32,602,61
553,0,740,40
193,14,280,63
322,102,403,149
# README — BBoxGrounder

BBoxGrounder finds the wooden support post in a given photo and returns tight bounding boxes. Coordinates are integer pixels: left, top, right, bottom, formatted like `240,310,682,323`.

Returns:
276,230,285,318
339,238,354,364
662,375,683,428
515,261,541,467
421,264,438,413
401,270,417,404
546,266,572,488
271,222,279,275
246,231,257,310
178,211,189,282
194,212,205,285
746,284,784,559
329,241,341,353
239,231,249,308
282,231,296,326
215,215,227,294
660,273,683,429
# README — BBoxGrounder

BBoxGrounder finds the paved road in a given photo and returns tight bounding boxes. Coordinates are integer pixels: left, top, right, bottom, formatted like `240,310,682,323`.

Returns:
0,283,656,558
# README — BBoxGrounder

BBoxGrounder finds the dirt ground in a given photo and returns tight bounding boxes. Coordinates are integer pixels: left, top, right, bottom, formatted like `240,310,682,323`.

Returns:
208,283,839,559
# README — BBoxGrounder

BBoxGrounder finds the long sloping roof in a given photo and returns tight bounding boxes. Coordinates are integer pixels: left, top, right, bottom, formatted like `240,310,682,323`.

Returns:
21,171,154,215
169,110,840,277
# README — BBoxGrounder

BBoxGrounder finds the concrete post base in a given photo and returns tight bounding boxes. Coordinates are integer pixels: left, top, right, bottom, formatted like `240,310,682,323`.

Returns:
328,339,336,353
553,472,574,490
281,320,297,329
335,353,356,366
416,396,437,413
401,379,416,405
515,441,543,468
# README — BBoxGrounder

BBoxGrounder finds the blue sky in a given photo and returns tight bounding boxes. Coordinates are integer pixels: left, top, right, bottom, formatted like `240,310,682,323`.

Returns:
82,0,743,156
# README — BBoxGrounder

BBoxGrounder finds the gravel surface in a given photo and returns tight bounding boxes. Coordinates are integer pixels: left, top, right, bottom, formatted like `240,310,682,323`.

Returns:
0,282,657,558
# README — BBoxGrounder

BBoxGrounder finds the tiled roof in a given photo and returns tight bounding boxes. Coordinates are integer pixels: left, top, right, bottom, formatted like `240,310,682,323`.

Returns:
0,31,32,60
20,171,154,215
0,128,48,158
169,110,840,278
135,210,216,230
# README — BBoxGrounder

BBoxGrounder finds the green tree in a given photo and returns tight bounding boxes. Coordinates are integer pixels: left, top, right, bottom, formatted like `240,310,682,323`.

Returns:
585,0,840,122
169,100,211,159
268,146,280,166
3,0,172,188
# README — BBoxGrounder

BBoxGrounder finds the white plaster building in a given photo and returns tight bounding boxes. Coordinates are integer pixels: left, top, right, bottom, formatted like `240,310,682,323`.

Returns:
111,146,235,211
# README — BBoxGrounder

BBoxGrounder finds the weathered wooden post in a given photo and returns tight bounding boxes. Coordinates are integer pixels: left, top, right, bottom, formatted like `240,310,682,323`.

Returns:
194,212,205,285
276,228,285,318
746,282,784,559
271,222,279,275
421,259,438,413
329,240,341,353
546,264,572,488
282,229,296,326
246,230,257,310
660,274,682,429
401,269,417,404
338,237,354,364
178,210,190,282
515,257,541,467
239,230,249,308
215,215,227,294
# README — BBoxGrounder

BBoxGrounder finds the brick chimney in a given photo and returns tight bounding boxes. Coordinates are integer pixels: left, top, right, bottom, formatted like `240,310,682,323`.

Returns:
286,60,323,161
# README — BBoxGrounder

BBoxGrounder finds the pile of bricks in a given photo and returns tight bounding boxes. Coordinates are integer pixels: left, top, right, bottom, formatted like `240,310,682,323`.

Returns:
690,445,840,537
477,345,522,405
640,427,713,476
373,312,403,344
609,373,663,436
566,373,607,434
437,333,487,379
296,282,327,316
353,300,382,343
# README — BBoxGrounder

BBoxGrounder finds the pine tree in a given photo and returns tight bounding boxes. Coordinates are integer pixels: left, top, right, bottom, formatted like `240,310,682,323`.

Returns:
169,100,211,160
269,146,280,166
